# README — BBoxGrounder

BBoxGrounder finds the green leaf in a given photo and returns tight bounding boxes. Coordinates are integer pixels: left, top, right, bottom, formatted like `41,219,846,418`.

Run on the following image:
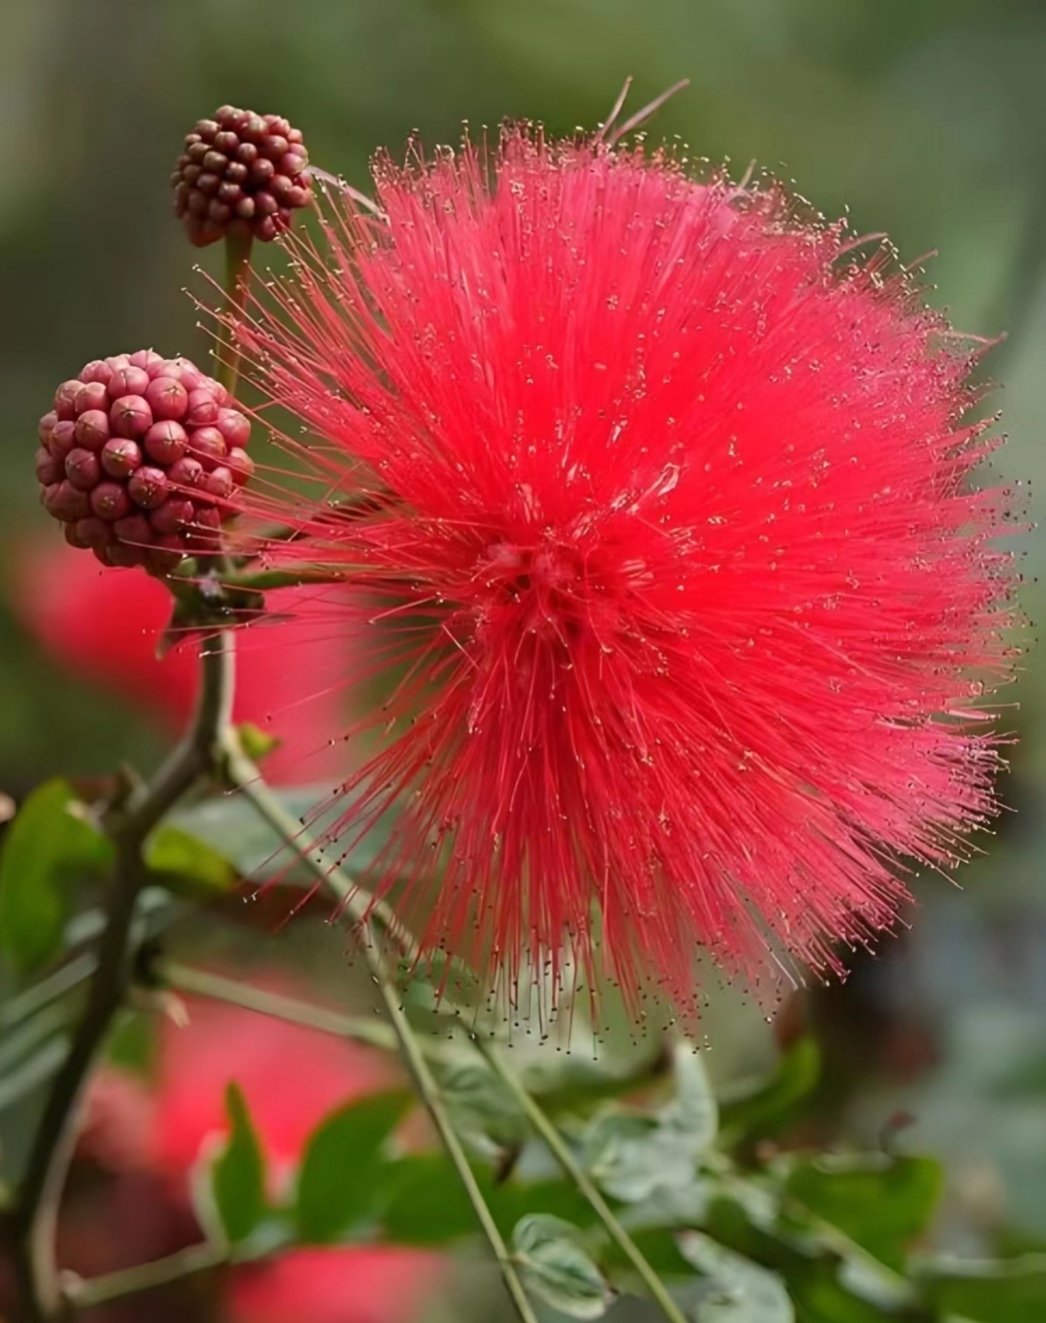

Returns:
105,1008,156,1075
783,1154,942,1271
583,1045,717,1202
379,1153,491,1244
606,1224,697,1277
0,779,113,974
512,1214,612,1319
584,1111,678,1202
295,1091,409,1243
677,1232,794,1322
526,1040,668,1116
379,1154,596,1246
703,1185,922,1322
145,824,236,895
922,1253,1046,1322
210,1083,266,1244
438,1059,528,1158
664,1046,719,1149
0,1034,68,1112
719,1038,821,1145
174,785,394,880
236,721,282,763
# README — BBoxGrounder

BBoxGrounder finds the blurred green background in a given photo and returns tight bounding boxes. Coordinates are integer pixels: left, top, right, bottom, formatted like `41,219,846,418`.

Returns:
2,0,1044,1272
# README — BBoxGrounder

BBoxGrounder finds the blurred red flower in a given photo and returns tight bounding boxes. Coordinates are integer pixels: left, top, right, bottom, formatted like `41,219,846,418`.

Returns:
233,127,1017,1019
228,1247,438,1323
9,541,348,784
149,994,391,1183
155,995,442,1323
75,989,443,1323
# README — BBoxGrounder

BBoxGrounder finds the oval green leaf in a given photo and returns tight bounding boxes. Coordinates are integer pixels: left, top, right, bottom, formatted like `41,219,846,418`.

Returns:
0,779,113,974
512,1213,612,1319
210,1082,267,1244
295,1090,409,1243
677,1231,794,1323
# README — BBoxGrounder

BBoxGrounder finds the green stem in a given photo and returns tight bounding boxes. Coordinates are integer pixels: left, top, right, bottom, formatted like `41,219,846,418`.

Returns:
218,229,253,398
219,733,422,965
63,1241,227,1310
160,959,402,1055
0,956,97,1034
221,744,537,1323
365,922,540,1323
714,1164,917,1301
12,633,235,1323
219,567,349,592
476,1040,690,1323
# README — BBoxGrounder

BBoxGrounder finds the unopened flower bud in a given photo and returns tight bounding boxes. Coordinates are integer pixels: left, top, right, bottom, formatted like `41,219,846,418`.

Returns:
145,377,189,421
185,389,220,428
143,421,188,465
109,366,150,397
217,407,251,448
90,482,132,521
110,396,153,440
74,411,110,451
127,467,169,510
65,448,101,491
172,106,311,247
227,447,255,486
75,382,109,414
35,352,252,573
100,438,142,479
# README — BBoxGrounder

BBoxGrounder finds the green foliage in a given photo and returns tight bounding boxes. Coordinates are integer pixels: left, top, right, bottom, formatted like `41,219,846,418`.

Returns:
294,1090,409,1242
718,1038,821,1145
144,823,236,895
512,1214,613,1319
921,1254,1046,1322
174,785,393,880
781,1153,942,1272
699,1180,929,1322
377,1152,496,1244
438,1058,529,1158
164,1015,1043,1321
379,1153,596,1245
235,721,282,763
0,779,112,974
208,1083,267,1245
677,1231,794,1322
582,1045,718,1202
1,778,1037,1320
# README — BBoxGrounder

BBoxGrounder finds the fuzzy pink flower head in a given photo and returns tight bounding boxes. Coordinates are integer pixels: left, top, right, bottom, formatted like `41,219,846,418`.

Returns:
234,127,1017,1022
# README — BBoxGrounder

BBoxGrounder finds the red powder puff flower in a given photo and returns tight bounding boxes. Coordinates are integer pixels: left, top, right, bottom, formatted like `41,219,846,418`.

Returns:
8,540,349,785
232,126,1016,1021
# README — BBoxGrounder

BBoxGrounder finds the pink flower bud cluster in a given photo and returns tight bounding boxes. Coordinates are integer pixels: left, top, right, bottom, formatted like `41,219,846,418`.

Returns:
36,351,254,574
172,105,311,247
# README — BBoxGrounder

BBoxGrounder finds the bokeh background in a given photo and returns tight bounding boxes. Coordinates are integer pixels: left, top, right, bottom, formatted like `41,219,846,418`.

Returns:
2,0,1045,1315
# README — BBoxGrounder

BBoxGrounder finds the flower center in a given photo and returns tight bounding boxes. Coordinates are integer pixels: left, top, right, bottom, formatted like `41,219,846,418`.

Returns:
478,539,587,640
